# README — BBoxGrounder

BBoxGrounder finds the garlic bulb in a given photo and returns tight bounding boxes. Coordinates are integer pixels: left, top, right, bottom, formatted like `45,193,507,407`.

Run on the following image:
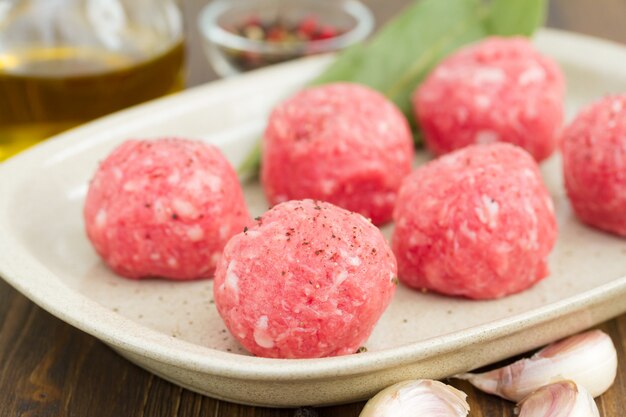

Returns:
359,380,469,417
516,380,600,417
456,330,617,402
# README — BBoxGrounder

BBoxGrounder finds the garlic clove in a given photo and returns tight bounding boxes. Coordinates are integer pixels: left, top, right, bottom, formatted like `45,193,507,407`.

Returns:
455,330,617,402
516,380,600,417
359,379,470,417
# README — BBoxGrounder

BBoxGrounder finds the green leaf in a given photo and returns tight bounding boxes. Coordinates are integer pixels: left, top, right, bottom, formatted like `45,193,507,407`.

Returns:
486,0,547,36
311,43,368,86
237,139,261,180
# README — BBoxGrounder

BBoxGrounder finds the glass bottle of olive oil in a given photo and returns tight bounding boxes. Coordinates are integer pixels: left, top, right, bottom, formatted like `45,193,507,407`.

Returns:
0,0,185,161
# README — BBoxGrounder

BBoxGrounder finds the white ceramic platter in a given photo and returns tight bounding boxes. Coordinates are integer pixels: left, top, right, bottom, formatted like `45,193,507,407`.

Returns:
1,29,626,407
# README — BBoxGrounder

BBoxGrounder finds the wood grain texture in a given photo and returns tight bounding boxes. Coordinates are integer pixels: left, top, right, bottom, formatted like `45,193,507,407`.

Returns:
2,0,626,416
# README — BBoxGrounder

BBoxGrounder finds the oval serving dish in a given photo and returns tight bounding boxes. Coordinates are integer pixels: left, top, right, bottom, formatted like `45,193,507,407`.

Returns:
0,29,625,407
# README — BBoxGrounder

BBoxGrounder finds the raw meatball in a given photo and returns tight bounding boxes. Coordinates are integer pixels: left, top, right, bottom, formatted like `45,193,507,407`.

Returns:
261,83,414,225
392,143,557,299
214,199,397,358
84,138,250,280
414,37,565,162
563,95,626,236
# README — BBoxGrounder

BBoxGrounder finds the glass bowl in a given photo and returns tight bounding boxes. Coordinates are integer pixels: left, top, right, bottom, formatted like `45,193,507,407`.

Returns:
198,0,374,77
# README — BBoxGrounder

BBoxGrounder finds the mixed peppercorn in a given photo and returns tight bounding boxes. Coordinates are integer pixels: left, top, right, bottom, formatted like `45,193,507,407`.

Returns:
223,15,344,72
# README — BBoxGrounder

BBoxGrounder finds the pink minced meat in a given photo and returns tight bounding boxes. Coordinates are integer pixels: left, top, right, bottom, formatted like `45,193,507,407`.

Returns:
84,138,250,280
414,37,564,162
562,95,626,237
214,199,397,358
392,143,557,300
261,83,414,225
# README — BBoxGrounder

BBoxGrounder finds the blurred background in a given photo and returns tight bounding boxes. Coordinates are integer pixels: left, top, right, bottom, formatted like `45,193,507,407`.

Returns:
2,0,626,160
184,0,626,85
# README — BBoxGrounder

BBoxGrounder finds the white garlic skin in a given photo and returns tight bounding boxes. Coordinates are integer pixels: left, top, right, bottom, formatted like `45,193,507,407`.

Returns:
456,329,617,402
359,380,470,417
516,380,600,417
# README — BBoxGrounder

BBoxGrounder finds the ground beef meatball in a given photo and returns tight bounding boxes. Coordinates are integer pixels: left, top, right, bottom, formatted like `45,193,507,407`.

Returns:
214,199,397,358
562,95,626,237
392,143,557,299
84,138,250,280
262,83,414,225
414,37,564,162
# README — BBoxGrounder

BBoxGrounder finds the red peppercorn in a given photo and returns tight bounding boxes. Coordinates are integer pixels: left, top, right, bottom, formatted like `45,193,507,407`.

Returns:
315,25,338,40
298,16,319,37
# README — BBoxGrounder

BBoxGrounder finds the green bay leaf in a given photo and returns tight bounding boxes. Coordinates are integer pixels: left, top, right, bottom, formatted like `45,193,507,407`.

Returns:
486,0,547,36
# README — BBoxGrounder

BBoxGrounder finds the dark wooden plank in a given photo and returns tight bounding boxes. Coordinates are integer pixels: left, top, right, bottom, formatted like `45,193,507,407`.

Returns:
2,1,626,416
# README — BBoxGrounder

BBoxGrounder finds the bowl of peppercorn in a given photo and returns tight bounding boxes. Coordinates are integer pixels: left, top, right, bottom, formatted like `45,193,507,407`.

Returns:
198,0,374,77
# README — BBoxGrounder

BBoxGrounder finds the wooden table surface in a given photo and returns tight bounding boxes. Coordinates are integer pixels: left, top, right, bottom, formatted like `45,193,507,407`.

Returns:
1,0,626,416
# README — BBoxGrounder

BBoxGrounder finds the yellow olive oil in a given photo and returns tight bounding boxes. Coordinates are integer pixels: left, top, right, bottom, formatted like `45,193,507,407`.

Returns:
0,41,184,161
